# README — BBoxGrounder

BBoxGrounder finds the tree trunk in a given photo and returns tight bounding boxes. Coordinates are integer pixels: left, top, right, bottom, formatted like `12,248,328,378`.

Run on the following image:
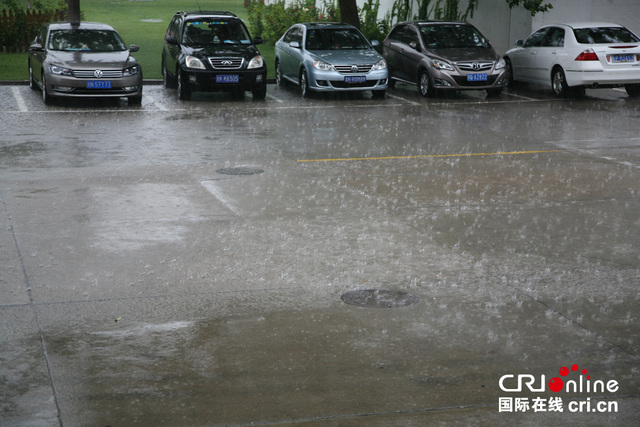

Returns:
68,0,80,24
338,0,360,29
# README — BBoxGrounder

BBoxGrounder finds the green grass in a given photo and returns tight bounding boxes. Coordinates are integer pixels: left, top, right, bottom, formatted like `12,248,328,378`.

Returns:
0,0,276,81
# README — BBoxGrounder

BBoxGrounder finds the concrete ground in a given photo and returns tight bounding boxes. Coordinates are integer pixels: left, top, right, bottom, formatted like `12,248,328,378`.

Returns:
0,82,639,426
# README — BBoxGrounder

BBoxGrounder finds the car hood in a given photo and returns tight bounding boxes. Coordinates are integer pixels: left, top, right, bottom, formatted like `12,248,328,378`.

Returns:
309,49,383,64
182,44,259,59
46,50,137,68
427,47,498,63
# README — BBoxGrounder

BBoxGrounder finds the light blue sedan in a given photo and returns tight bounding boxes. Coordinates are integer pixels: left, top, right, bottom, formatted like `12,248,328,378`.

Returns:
275,23,388,98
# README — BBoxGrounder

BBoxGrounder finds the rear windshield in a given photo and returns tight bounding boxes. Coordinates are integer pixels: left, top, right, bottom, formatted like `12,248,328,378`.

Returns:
573,27,640,44
183,19,251,46
48,29,127,52
305,28,370,50
420,24,489,49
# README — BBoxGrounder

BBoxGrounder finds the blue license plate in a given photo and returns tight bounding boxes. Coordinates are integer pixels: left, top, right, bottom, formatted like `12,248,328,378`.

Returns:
345,76,366,83
613,54,634,63
467,73,488,82
86,80,111,89
216,75,239,83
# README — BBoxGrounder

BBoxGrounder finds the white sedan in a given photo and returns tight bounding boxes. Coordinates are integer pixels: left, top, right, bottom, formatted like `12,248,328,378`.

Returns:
504,22,640,97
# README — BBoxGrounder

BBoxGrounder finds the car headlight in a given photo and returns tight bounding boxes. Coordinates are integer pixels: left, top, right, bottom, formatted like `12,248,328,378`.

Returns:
495,57,506,70
184,55,205,70
431,59,454,71
123,65,140,76
313,60,335,71
371,59,387,70
247,55,264,69
49,65,72,76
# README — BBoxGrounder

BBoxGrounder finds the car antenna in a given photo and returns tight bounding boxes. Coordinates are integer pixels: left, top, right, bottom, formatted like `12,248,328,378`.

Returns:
196,0,202,12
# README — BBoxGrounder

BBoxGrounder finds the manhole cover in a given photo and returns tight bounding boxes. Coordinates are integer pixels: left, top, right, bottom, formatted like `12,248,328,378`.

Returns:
216,167,264,176
341,290,419,309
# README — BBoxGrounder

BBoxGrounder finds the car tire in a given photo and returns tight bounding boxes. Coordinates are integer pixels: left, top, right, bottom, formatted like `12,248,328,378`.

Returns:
300,68,311,98
41,73,53,105
162,61,175,88
551,67,569,98
29,62,38,91
486,87,503,97
177,69,191,101
418,70,435,97
252,85,267,100
275,60,286,87
625,84,640,98
128,93,142,106
505,57,517,88
372,90,386,99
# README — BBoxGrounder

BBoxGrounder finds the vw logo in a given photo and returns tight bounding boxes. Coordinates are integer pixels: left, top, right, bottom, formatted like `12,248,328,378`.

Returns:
93,69,103,78
351,65,359,73
472,63,480,70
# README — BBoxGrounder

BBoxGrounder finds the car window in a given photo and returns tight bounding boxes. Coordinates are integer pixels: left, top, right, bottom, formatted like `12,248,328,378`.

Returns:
404,26,419,48
182,19,251,46
283,27,302,44
524,28,549,48
47,29,127,52
542,27,564,47
166,16,180,40
388,25,407,43
419,24,488,49
573,26,640,44
305,28,369,50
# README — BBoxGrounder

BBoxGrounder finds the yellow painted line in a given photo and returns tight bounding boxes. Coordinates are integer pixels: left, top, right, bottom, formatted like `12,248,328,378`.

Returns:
297,149,564,163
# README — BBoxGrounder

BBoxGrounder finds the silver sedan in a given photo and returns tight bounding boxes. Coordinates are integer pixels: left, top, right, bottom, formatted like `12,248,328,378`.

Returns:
275,22,388,98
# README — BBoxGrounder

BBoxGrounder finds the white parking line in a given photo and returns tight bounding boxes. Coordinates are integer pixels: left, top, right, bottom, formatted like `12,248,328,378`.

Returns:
386,93,422,106
267,94,285,103
144,93,168,110
11,86,28,112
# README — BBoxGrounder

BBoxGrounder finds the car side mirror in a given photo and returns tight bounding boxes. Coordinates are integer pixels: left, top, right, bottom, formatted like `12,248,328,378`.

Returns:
290,41,300,49
129,44,140,52
409,41,418,51
29,43,44,52
371,40,380,47
253,36,263,45
516,40,524,46
166,36,179,45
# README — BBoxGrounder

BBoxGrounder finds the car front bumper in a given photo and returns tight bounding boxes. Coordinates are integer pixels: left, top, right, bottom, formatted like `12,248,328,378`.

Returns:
183,68,267,92
431,69,507,90
46,73,142,98
307,69,389,92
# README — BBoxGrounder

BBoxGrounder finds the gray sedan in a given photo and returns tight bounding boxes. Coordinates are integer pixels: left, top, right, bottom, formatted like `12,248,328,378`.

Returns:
275,23,388,98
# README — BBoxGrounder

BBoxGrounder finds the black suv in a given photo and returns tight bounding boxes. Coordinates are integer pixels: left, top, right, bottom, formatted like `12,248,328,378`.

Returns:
161,11,267,100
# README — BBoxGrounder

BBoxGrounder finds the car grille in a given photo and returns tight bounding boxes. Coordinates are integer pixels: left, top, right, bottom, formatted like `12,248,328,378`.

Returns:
334,64,374,74
209,58,244,69
330,80,379,88
72,70,124,78
456,62,494,71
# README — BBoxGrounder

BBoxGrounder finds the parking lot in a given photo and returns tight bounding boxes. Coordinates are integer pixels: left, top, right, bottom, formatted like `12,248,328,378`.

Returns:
1,82,639,426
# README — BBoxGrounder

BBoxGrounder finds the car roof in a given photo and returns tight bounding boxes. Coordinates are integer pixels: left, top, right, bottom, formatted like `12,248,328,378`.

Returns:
47,22,117,31
299,22,357,30
177,10,239,19
400,20,473,26
549,22,624,29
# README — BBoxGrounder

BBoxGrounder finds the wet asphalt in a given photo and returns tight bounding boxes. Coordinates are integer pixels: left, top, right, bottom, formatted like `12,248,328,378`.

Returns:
0,82,639,426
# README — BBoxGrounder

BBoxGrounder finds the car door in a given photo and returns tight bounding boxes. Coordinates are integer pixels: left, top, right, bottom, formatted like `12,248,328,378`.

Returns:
279,26,304,81
383,25,408,82
29,25,49,87
514,27,550,82
531,26,566,85
400,25,425,84
163,16,182,77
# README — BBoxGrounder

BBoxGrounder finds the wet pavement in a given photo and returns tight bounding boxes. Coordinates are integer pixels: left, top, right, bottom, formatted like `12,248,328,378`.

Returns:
0,82,639,426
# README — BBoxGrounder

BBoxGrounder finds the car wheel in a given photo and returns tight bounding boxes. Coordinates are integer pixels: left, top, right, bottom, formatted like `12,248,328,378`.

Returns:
625,84,640,98
162,62,175,88
252,84,267,100
418,70,435,97
551,67,569,98
29,62,38,91
128,93,142,106
275,60,286,87
41,73,53,105
300,68,311,98
177,70,191,100
387,78,396,89
372,90,386,99
505,58,517,88
486,87,503,97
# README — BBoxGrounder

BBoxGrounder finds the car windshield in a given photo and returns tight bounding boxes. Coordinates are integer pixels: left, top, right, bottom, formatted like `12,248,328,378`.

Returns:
420,24,488,49
47,29,127,52
183,19,251,46
305,28,370,50
573,27,640,44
